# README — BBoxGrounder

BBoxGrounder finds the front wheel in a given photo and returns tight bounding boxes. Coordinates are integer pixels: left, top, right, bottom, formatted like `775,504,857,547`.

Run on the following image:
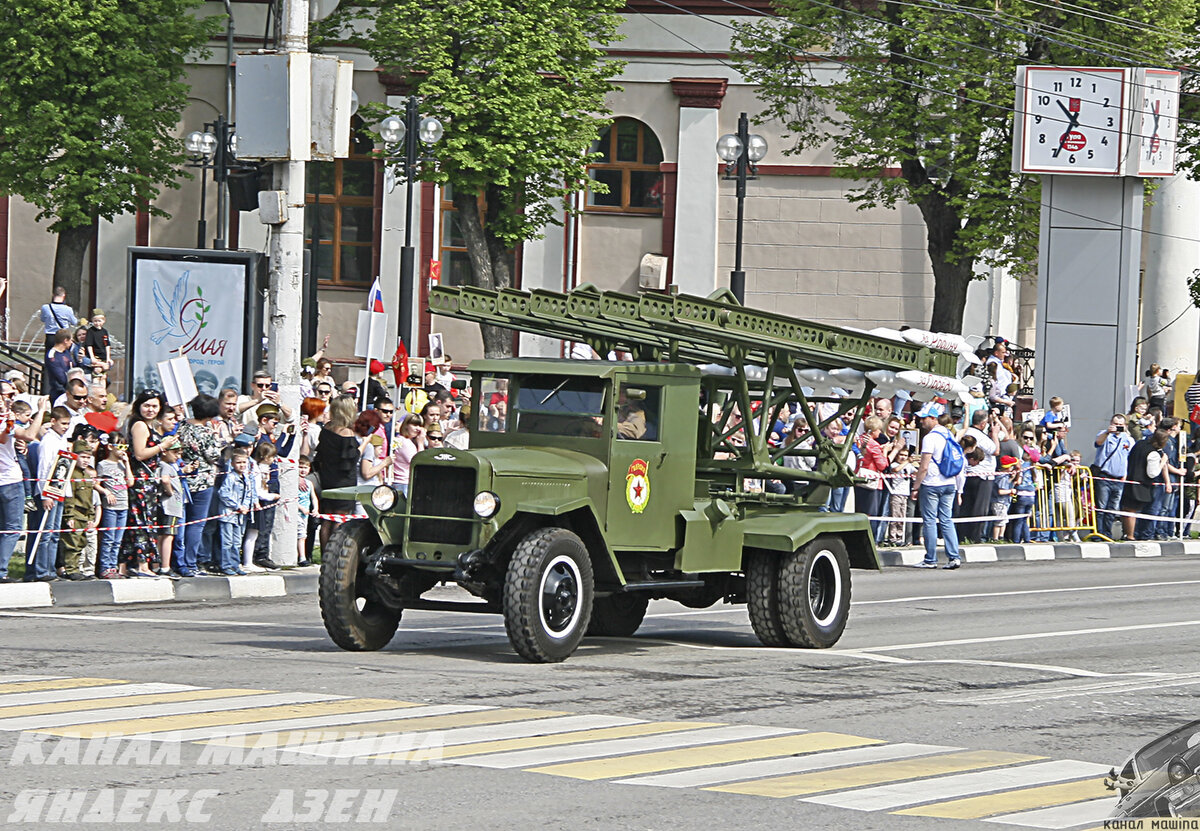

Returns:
778,536,851,648
503,528,594,663
319,520,400,651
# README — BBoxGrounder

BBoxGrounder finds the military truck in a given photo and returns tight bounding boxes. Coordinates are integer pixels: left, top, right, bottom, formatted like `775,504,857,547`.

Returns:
319,284,958,662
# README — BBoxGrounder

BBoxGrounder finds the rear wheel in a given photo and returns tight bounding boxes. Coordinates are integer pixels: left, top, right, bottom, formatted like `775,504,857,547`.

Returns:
745,549,788,647
587,594,649,637
778,536,851,648
503,528,594,663
319,520,401,651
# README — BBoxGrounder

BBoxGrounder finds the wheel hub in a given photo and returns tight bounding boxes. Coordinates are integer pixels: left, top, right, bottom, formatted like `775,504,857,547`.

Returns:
541,564,579,634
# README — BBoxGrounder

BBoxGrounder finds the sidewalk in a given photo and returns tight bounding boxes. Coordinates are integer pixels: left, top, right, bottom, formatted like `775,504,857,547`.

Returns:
0,568,319,610
876,538,1200,567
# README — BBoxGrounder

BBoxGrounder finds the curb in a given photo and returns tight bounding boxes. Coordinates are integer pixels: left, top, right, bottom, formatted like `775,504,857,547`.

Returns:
0,569,319,610
877,539,1200,567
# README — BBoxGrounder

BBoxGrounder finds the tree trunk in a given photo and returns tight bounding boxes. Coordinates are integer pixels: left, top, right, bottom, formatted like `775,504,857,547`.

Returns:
52,224,93,318
453,189,514,358
917,196,974,335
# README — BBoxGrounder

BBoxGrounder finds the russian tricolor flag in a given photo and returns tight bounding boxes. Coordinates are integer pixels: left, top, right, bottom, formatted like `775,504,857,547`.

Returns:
367,277,385,313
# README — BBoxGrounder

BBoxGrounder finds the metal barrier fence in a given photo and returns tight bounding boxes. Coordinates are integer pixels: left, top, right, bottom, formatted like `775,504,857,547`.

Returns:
1031,465,1112,542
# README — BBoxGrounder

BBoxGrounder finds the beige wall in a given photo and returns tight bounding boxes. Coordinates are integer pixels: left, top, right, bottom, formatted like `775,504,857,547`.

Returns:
719,175,935,328
577,214,664,294
8,199,64,349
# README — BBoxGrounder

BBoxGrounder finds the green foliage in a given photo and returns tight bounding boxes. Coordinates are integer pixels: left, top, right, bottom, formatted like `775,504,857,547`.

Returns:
734,0,1197,332
0,0,220,231
323,0,624,248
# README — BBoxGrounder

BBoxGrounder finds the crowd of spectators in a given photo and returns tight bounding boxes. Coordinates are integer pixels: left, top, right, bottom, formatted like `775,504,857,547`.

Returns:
0,308,469,582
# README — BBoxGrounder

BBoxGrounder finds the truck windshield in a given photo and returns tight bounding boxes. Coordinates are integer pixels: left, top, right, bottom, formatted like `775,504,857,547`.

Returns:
512,376,606,438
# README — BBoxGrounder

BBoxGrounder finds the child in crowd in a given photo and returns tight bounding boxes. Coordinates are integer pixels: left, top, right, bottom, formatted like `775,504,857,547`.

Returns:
992,456,1018,541
1039,396,1069,457
216,449,257,576
157,443,185,576
59,440,99,581
10,400,35,511
296,455,319,567
242,442,280,571
884,446,917,546
83,309,112,378
1009,454,1037,543
96,437,133,579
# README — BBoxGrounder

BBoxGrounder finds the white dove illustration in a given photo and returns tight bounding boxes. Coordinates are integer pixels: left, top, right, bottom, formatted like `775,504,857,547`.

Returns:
150,271,199,344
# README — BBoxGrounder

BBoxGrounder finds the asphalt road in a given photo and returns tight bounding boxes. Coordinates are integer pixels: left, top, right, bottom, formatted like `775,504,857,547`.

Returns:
0,556,1196,830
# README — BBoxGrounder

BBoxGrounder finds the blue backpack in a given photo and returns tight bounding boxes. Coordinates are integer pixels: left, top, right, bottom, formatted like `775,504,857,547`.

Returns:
936,431,966,478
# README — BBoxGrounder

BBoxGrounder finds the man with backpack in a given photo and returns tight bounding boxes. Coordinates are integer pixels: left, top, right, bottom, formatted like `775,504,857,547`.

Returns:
909,401,964,570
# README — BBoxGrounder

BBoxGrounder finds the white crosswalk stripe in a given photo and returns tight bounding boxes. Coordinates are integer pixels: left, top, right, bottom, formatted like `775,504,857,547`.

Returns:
135,704,491,742
449,725,795,769
619,742,959,789
985,797,1118,828
0,683,196,707
0,693,342,732
802,759,1112,812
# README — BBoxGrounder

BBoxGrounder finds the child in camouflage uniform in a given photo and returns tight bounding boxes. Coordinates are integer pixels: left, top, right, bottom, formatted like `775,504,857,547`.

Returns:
60,439,100,580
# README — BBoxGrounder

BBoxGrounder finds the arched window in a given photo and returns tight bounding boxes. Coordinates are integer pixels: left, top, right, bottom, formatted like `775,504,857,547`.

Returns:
586,118,664,215
305,120,377,287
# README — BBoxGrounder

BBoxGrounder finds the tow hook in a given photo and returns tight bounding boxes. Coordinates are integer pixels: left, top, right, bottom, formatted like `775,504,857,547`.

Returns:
455,549,486,583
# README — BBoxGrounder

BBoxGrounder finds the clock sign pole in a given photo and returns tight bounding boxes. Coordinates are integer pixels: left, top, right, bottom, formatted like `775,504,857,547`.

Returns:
1013,66,1180,447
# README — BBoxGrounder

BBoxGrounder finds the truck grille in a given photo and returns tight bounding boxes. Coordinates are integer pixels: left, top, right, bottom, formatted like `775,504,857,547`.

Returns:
409,466,476,545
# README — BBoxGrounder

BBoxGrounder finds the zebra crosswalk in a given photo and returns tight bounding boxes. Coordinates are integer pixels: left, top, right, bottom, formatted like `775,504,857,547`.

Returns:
0,674,1117,828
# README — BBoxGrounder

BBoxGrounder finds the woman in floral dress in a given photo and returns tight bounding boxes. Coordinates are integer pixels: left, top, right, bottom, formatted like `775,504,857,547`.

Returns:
121,390,177,576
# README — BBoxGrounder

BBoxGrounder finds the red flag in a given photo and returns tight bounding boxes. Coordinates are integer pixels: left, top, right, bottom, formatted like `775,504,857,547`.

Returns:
391,339,409,387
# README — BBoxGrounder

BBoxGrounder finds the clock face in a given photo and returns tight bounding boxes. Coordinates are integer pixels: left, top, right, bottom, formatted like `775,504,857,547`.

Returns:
1020,67,1127,175
1135,69,1180,176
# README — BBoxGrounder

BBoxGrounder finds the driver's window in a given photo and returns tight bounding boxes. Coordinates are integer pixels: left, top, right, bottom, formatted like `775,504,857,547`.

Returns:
616,383,661,441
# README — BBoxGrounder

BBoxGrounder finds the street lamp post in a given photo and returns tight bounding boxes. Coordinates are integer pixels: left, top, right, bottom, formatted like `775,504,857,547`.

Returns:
380,96,443,350
185,115,240,250
716,112,768,304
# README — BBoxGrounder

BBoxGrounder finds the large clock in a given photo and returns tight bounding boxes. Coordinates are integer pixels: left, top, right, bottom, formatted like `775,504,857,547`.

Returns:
1133,68,1180,177
1018,67,1127,175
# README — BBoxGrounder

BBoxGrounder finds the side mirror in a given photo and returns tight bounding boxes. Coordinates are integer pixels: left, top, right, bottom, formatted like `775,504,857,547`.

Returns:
1167,755,1193,785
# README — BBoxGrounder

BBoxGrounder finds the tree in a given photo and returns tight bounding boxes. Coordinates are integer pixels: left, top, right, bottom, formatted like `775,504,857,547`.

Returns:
734,0,1196,334
321,0,624,356
0,0,219,306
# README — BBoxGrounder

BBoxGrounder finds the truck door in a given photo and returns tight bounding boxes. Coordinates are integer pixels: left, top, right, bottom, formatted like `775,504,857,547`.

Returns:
605,379,694,551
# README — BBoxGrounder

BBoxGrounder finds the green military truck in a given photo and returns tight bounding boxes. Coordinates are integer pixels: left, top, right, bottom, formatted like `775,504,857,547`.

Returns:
319,285,957,662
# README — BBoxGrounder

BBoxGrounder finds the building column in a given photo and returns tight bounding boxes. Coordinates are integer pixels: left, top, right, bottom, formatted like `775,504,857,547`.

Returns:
1141,172,1200,378
670,78,727,297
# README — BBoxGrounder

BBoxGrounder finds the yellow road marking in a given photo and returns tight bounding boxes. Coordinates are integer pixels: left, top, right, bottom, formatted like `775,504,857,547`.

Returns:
39,698,405,738
708,750,1044,797
203,708,569,747
894,777,1112,818
410,722,720,761
0,678,121,695
528,732,883,781
0,688,261,719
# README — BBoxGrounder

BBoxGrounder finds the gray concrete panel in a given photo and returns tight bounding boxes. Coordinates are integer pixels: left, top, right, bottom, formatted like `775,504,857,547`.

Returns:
1044,229,1122,324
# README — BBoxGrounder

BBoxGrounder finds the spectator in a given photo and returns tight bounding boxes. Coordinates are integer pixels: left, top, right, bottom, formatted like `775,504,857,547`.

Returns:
910,401,962,569
311,396,360,549
1039,396,1070,456
83,309,112,378
121,390,176,577
0,393,46,581
245,442,282,571
177,394,224,577
365,361,389,409
215,448,256,576
991,455,1019,540
391,413,426,497
1143,363,1167,412
444,401,470,450
958,408,999,542
156,442,185,576
298,396,327,460
44,329,75,402
69,327,92,374
59,378,90,433
238,370,291,425
354,410,388,505
373,398,395,456
984,339,1015,413
853,416,888,537
96,435,133,579
884,445,917,546
30,406,74,582
1125,429,1169,541
59,439,99,581
296,455,319,567
1127,396,1153,440
1092,413,1135,536
1008,454,1036,543
39,287,78,354
1155,417,1185,540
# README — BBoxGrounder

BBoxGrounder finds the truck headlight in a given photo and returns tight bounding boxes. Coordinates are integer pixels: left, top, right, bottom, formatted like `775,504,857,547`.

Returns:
473,491,500,518
371,486,397,512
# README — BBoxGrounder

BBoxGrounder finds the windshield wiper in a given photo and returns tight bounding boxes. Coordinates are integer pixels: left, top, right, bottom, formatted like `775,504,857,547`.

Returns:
538,379,570,406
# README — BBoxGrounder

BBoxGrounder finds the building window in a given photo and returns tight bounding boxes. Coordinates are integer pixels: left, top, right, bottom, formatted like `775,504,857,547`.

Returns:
586,118,664,214
305,124,376,286
438,184,515,287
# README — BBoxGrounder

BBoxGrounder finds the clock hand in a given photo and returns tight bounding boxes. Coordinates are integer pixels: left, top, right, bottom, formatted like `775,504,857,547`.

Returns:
1052,101,1082,158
